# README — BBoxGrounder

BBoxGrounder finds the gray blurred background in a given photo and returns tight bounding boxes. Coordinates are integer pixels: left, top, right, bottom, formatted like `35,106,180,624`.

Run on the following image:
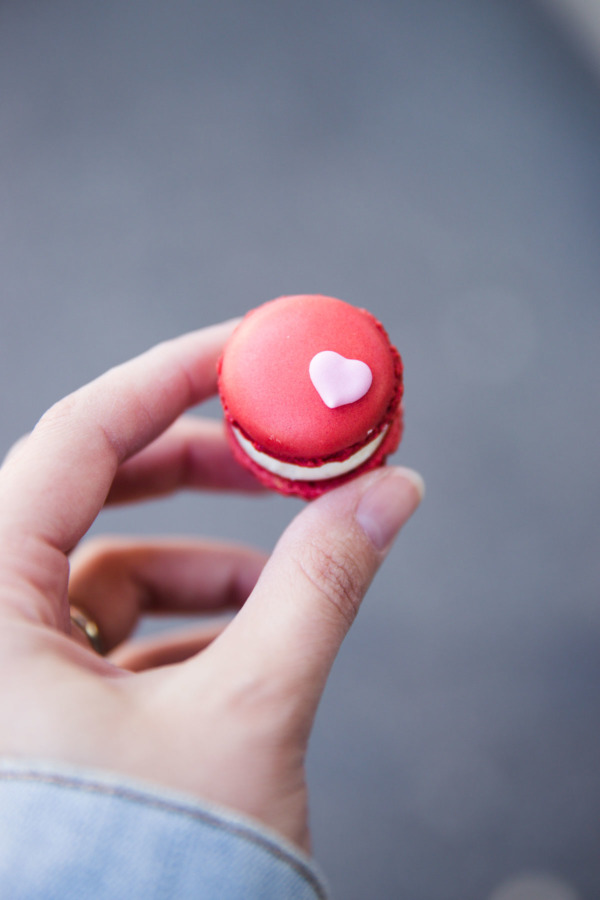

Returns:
1,1,599,898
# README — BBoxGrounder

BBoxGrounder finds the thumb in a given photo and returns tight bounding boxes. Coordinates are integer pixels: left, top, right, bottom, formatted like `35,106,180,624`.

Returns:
211,466,424,727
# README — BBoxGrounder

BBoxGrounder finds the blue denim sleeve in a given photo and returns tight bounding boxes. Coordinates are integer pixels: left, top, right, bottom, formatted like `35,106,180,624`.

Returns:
0,760,330,900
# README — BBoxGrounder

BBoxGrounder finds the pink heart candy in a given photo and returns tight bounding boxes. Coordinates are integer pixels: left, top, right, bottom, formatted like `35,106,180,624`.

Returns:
309,350,373,409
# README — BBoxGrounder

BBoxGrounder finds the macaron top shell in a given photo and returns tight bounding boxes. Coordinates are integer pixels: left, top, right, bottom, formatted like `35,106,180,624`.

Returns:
219,295,402,462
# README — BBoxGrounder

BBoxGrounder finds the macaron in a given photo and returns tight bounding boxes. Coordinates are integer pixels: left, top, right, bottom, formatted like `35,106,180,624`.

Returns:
217,294,404,498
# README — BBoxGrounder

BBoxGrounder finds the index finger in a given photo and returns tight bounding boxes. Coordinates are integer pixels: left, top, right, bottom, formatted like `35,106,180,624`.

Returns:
0,320,237,556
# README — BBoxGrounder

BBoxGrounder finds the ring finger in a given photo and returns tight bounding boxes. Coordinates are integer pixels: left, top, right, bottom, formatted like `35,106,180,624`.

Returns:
68,536,267,654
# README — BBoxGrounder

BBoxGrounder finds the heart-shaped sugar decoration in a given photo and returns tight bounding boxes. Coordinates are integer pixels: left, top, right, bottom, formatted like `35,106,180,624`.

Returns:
309,350,373,409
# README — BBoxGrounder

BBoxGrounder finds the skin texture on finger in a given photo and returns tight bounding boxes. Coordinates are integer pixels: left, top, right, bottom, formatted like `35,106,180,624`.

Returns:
183,467,424,736
106,417,264,504
1,434,28,467
0,321,237,626
68,537,267,651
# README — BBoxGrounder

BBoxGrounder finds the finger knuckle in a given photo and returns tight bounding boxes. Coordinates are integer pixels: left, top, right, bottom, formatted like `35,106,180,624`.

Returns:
1,434,29,467
68,538,129,590
71,536,119,567
39,394,125,464
38,394,79,433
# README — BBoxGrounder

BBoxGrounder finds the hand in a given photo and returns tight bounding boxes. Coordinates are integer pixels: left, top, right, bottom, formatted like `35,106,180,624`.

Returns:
0,322,423,851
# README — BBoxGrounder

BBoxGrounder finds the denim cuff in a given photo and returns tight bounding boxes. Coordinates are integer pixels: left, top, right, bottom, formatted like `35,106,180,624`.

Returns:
0,759,330,899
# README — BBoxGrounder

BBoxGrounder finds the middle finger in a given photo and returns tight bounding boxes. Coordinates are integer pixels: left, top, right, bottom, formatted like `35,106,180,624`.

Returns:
106,417,265,504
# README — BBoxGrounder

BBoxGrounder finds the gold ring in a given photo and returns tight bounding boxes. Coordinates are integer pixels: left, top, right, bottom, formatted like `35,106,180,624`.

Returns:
69,605,105,655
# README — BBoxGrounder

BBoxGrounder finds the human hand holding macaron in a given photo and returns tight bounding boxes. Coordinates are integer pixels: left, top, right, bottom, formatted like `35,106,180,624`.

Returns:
0,300,422,853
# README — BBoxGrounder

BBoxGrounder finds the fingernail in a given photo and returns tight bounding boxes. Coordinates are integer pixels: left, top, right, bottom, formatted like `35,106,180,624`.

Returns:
356,467,424,551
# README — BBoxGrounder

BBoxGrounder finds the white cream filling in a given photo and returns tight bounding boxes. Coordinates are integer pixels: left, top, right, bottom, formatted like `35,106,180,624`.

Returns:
232,425,388,481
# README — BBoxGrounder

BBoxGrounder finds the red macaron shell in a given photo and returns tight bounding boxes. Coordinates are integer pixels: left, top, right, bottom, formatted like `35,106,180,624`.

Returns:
218,295,403,465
